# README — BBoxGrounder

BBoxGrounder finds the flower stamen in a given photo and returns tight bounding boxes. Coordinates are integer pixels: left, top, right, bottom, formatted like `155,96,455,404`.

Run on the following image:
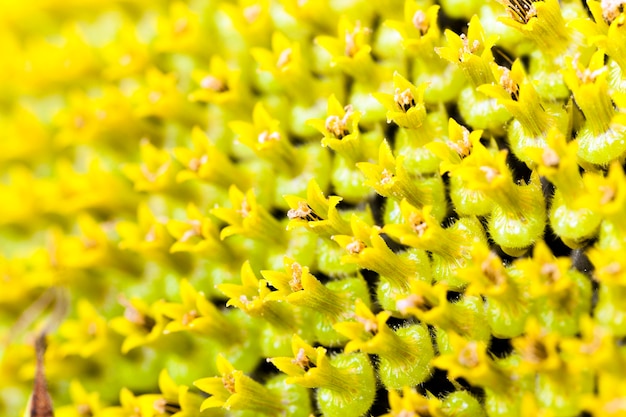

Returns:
412,10,429,35
346,238,366,254
289,262,304,292
394,88,416,112
292,348,311,370
498,0,540,24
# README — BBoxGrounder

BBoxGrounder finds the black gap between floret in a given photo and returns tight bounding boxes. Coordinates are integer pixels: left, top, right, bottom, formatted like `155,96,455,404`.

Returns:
445,102,461,126
360,268,382,306
270,207,287,220
288,133,310,147
384,121,399,148
493,244,519,264
454,378,486,404
386,315,411,330
544,223,572,259
368,14,383,63
309,388,322,417
504,142,532,184
251,357,281,383
441,172,460,227
488,336,514,359
380,232,408,253
369,386,391,416
322,346,344,356
446,290,463,303
420,368,457,398
540,175,555,207
370,193,387,227
492,45,515,69
333,196,356,211
427,324,440,355
591,278,600,313
344,74,355,101
313,270,333,285
437,11,469,38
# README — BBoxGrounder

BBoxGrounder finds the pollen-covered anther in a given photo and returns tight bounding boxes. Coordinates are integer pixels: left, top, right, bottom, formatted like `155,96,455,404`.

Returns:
459,33,481,57
345,32,357,57
380,169,395,185
540,262,561,283
599,185,616,205
458,342,480,368
480,166,500,183
325,115,349,139
76,403,92,416
144,226,157,242
153,398,167,414
222,373,237,393
149,91,162,103
448,127,472,157
292,348,311,370
396,293,433,314
289,262,304,292
522,340,549,363
287,201,320,221
174,18,189,35
355,314,378,333
243,4,262,23
394,88,416,112
200,75,227,92
580,328,603,355
604,399,626,413
81,237,98,249
604,261,622,275
542,148,560,168
346,238,366,254
344,22,369,57
180,220,202,242
188,154,208,171
276,48,292,69
481,253,506,285
577,66,607,84
601,0,626,24
74,115,86,129
238,198,252,218
87,322,98,336
122,303,145,326
95,109,107,120
500,67,519,100
412,10,429,35
119,54,132,67
408,212,428,237
257,130,281,144
182,309,198,326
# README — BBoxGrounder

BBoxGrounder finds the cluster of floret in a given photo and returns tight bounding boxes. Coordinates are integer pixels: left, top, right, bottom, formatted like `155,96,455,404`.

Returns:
2,0,626,416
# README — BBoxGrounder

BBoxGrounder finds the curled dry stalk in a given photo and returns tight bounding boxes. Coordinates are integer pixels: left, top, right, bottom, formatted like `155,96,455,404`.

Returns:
3,287,68,417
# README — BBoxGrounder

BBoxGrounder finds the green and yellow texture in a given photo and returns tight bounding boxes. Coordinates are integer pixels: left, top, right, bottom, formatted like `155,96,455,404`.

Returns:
2,0,626,416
